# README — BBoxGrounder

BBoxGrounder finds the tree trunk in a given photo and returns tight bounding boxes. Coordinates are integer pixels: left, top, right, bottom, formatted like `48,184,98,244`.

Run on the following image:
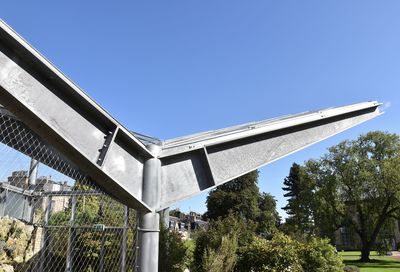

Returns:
360,243,371,262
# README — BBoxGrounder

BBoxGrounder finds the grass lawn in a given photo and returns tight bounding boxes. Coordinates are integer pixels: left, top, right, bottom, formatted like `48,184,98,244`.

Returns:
340,251,400,272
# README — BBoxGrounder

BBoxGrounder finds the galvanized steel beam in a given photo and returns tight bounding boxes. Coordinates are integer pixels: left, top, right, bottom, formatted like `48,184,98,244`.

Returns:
0,19,383,272
158,102,381,208
0,20,382,213
0,20,152,211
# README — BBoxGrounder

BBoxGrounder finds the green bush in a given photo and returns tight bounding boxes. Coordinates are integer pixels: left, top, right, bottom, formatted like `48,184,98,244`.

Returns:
159,224,190,272
236,233,344,272
193,214,251,272
201,233,238,272
300,237,344,272
237,233,302,272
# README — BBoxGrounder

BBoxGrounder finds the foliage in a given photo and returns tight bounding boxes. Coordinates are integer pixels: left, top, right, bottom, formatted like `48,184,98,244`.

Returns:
237,233,302,272
206,171,260,221
159,223,190,272
282,163,315,236
374,217,395,256
305,158,344,242
46,180,136,271
257,192,281,237
300,237,344,272
169,208,184,219
237,233,343,272
193,214,248,272
201,233,238,272
206,171,280,236
303,131,400,262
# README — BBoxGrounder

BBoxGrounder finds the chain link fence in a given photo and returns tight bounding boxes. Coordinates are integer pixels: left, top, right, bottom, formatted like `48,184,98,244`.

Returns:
0,106,138,272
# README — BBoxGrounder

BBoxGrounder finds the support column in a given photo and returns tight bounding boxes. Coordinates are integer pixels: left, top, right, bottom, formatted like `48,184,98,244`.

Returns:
66,195,77,272
137,145,161,272
28,158,39,190
120,206,129,272
38,196,52,272
28,158,39,223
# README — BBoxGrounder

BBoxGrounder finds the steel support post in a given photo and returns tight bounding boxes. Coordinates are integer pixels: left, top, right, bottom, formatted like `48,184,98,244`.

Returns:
137,145,161,272
28,158,39,190
120,206,129,272
66,195,77,272
28,158,39,223
39,196,52,272
0,189,6,216
99,231,106,272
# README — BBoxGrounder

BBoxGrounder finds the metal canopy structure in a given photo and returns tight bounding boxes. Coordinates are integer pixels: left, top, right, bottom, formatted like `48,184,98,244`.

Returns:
0,20,382,272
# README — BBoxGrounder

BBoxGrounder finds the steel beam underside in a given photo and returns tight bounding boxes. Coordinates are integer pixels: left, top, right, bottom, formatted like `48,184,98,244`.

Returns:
158,105,380,209
0,106,85,179
0,21,152,211
0,20,382,212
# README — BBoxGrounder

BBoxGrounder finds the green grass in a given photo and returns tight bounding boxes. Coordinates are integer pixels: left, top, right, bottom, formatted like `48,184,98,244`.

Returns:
340,251,400,272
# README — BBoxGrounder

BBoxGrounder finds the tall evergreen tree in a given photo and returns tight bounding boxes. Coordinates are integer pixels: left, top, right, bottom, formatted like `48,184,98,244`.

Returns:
282,163,314,234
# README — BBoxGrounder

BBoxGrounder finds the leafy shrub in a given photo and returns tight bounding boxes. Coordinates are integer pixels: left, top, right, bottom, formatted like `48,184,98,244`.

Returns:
237,233,302,272
193,214,251,272
159,223,190,272
300,237,344,272
201,233,238,272
236,233,344,272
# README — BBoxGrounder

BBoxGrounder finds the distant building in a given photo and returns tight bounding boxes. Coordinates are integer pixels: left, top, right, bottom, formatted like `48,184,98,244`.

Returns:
334,221,400,251
0,170,71,223
167,210,208,240
8,170,29,188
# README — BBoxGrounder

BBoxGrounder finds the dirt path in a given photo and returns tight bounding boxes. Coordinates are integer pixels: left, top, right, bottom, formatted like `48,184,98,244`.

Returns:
391,251,400,258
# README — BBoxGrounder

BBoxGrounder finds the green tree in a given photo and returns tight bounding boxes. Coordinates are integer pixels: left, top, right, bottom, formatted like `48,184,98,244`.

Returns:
169,208,184,219
305,159,344,242
205,170,279,236
305,131,400,262
257,192,281,237
282,163,315,235
205,171,260,222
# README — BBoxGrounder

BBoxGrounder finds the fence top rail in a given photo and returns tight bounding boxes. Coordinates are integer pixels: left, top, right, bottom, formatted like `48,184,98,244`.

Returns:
0,183,104,197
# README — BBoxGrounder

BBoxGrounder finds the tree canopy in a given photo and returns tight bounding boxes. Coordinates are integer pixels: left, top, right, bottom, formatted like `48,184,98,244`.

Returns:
282,163,314,236
205,170,280,235
301,131,400,262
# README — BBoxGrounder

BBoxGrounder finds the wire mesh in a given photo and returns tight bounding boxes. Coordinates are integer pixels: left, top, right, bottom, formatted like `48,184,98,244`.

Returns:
0,108,138,272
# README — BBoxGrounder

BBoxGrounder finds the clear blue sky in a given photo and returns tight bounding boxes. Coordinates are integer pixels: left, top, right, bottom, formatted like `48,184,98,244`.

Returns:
2,1,399,219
